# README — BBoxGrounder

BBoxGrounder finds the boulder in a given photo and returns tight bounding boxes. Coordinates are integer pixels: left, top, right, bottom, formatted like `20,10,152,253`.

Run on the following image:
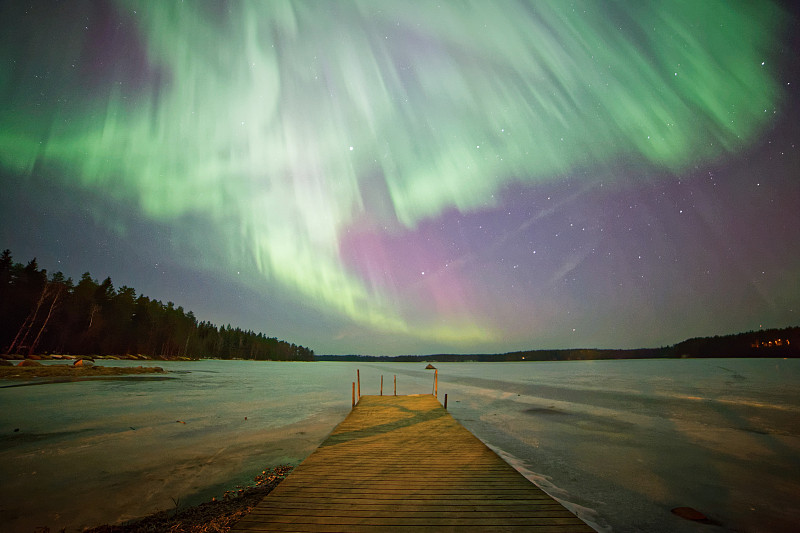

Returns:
73,359,94,368
17,359,42,367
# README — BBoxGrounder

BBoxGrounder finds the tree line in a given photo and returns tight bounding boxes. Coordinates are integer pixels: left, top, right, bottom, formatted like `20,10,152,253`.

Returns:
0,250,314,361
317,326,799,362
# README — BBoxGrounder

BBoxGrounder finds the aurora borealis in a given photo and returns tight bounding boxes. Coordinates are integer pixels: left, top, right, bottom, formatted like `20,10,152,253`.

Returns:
1,1,798,355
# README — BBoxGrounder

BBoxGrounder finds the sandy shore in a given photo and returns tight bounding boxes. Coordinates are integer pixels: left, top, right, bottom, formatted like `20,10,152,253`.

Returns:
84,466,292,532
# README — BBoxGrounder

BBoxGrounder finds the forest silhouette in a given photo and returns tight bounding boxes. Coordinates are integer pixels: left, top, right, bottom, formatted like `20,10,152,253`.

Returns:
0,250,313,361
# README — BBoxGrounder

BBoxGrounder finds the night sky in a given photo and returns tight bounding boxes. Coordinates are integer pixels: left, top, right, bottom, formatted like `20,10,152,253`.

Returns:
1,1,798,355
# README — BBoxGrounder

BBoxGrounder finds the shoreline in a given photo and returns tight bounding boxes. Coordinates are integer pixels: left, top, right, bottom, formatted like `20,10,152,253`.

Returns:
83,466,291,533
1,353,194,362
0,363,166,381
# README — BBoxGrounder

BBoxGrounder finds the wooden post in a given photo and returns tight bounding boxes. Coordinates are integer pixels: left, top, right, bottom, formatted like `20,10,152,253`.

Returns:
394,375,396,396
352,382,356,408
357,369,361,400
434,369,438,397
444,394,448,410
380,375,383,396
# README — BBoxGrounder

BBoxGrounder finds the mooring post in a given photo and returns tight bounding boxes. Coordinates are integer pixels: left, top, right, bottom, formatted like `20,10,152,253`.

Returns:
380,375,383,396
357,369,361,399
352,382,356,408
435,369,438,397
394,375,397,396
444,393,448,409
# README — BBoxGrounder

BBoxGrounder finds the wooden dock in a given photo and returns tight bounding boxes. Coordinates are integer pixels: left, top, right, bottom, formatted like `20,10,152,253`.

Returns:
231,394,594,532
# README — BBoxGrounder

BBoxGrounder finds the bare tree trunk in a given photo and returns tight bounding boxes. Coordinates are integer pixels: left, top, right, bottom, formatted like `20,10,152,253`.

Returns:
6,284,48,354
29,284,63,356
87,303,100,330
6,313,33,354
183,332,191,359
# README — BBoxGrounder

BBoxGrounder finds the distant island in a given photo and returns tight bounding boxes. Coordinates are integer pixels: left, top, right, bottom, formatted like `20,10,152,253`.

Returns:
317,326,799,362
0,250,313,361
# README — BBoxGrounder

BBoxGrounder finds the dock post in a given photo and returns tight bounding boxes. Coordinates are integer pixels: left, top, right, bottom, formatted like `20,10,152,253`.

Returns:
444,394,448,409
352,382,355,408
380,375,383,396
394,375,396,396
357,369,361,400
435,369,438,397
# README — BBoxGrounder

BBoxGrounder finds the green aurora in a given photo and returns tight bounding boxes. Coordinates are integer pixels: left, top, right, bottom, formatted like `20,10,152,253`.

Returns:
0,1,794,351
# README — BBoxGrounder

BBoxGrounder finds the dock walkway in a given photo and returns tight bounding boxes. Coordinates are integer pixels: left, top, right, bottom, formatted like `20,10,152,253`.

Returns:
231,394,594,532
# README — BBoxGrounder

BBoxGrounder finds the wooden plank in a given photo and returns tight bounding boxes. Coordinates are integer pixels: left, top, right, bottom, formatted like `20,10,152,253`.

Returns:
235,525,592,533
260,487,550,505
248,503,572,517
231,395,594,532
251,501,563,510
247,510,581,519
248,503,575,512
275,480,558,487
241,516,588,525
274,488,552,494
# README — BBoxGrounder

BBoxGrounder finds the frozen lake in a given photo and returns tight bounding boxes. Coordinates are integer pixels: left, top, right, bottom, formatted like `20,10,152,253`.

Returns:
1,358,798,532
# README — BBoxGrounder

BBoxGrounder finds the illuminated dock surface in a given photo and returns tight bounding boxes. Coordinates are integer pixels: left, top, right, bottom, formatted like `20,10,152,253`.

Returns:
231,394,594,532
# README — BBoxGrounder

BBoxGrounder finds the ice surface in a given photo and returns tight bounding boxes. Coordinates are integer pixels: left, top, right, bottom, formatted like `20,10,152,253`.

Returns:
431,359,800,533
1,358,798,532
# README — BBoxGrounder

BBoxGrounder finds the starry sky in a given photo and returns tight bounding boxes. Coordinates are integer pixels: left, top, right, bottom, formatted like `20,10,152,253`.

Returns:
1,1,798,356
